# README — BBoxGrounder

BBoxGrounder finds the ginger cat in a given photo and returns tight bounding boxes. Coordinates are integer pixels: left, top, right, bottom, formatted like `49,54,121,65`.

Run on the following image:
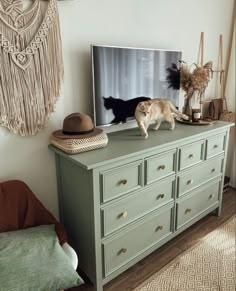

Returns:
135,99,189,139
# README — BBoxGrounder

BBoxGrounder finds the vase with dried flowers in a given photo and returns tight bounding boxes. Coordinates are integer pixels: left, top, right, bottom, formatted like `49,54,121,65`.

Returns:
180,60,213,118
166,32,215,121
166,60,213,119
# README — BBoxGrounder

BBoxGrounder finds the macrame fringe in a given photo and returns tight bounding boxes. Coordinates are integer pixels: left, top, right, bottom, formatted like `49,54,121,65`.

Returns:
0,0,64,136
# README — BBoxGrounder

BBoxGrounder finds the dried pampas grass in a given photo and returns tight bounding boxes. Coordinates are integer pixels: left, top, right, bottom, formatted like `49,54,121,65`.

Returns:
180,60,213,100
166,60,213,100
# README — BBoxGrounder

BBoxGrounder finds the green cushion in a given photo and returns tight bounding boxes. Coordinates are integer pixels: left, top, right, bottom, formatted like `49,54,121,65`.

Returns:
0,225,83,291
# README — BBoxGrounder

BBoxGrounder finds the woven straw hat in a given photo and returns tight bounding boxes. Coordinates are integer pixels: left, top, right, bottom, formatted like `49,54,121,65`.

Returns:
52,113,103,139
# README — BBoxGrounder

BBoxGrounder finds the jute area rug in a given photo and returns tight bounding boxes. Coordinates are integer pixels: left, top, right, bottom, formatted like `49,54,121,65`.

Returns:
135,215,236,291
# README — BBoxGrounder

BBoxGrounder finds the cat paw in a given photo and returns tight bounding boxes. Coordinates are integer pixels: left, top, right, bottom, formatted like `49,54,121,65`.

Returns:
144,134,148,139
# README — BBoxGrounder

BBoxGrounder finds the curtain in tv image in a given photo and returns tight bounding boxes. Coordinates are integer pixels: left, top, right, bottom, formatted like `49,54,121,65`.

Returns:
93,46,181,126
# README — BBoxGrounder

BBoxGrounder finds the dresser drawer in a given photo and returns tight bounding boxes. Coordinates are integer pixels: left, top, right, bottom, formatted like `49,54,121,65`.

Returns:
102,176,175,236
178,140,204,171
178,157,223,197
145,149,176,185
100,160,143,202
206,133,225,159
176,181,220,229
103,206,173,276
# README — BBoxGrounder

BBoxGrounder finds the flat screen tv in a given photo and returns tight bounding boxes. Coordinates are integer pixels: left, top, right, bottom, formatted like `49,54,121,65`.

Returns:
91,45,182,128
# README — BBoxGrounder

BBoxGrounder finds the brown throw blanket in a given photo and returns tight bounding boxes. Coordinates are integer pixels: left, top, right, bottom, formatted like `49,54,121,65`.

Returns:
0,180,67,245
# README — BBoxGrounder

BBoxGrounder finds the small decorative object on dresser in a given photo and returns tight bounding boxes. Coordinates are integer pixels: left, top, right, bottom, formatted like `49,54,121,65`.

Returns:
49,120,233,291
192,108,201,122
50,112,108,154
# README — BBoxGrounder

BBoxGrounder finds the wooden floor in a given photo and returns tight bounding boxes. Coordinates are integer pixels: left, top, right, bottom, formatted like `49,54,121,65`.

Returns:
69,187,236,291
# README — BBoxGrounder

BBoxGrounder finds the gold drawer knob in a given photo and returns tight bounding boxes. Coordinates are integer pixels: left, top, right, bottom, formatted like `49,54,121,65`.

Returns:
187,179,194,185
209,194,214,199
120,179,127,185
121,248,127,253
158,165,165,170
157,194,165,199
122,211,128,218
185,208,192,214
189,154,194,158
156,226,163,231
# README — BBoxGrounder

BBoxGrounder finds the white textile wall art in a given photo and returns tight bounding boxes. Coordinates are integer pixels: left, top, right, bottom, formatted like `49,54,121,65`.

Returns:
0,0,64,136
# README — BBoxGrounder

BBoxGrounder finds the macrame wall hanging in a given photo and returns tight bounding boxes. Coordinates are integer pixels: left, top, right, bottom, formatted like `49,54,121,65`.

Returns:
0,0,64,136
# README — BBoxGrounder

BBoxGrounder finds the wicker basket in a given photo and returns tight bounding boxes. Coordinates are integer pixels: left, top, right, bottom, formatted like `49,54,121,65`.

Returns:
50,131,108,154
219,110,235,123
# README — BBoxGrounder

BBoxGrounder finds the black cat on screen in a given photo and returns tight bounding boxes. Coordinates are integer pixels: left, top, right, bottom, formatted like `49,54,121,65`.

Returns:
103,96,151,124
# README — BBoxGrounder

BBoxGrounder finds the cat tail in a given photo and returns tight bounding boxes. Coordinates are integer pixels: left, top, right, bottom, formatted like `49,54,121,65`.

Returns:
169,101,189,120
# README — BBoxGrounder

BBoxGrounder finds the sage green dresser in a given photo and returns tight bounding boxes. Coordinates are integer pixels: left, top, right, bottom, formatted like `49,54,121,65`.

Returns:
49,121,233,291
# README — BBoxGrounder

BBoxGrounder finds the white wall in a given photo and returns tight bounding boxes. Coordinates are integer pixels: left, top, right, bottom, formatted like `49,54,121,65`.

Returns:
0,0,235,218
225,22,235,188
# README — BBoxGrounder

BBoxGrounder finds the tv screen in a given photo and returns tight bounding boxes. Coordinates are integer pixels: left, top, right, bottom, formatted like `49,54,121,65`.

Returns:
92,45,182,127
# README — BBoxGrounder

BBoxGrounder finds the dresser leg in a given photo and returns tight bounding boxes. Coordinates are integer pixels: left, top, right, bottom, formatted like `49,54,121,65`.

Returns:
216,206,221,217
95,282,103,291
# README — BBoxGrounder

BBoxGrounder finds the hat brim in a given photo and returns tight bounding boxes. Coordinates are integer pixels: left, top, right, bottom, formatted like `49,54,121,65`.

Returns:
52,127,104,139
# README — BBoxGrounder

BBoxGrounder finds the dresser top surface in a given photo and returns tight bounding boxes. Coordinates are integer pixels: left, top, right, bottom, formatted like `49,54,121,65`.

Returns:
49,121,233,169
